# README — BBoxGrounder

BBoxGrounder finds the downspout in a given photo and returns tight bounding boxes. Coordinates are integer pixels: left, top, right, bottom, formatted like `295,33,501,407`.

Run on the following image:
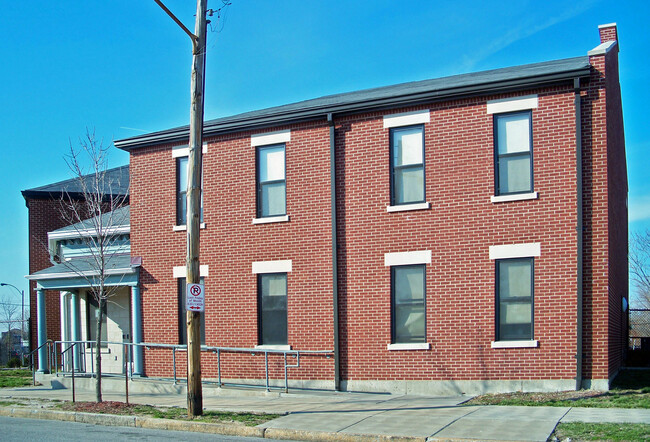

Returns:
328,113,340,391
574,77,583,390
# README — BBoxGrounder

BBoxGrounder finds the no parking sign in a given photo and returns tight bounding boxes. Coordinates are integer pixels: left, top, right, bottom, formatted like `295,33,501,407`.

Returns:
186,283,204,312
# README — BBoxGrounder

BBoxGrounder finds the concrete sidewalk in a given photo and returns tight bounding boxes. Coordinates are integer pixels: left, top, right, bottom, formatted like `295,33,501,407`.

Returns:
1,377,649,441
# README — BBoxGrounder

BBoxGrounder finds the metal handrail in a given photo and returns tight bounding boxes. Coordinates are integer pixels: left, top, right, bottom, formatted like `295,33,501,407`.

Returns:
50,339,333,393
27,340,53,386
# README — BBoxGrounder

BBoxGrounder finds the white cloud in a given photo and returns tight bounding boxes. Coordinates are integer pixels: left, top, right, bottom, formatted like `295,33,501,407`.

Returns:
458,1,598,71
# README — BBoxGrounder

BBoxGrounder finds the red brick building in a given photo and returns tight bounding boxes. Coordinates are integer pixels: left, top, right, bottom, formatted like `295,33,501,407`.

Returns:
28,24,627,394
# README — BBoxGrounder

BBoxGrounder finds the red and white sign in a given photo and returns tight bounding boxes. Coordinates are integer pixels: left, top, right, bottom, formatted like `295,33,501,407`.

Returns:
186,283,204,312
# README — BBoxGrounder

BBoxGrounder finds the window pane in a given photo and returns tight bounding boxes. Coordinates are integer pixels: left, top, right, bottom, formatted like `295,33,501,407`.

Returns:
499,260,532,299
497,114,530,154
393,128,423,166
178,157,188,189
393,265,425,343
497,259,533,341
259,146,285,182
499,318,532,341
260,274,287,345
395,167,424,204
395,304,425,343
500,302,532,324
261,182,286,216
499,155,531,194
394,266,424,303
261,274,287,296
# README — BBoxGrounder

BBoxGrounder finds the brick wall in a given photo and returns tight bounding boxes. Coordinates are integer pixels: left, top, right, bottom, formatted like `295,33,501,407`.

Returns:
130,121,335,381
336,89,579,383
26,198,70,354
127,27,626,389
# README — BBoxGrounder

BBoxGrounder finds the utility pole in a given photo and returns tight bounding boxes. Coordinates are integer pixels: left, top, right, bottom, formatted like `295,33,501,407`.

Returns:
153,0,207,417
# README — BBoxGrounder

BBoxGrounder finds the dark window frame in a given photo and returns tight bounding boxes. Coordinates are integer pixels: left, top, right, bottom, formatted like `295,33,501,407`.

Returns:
176,156,203,226
389,125,426,206
257,272,288,346
256,144,287,218
495,257,535,341
178,277,206,345
390,264,427,344
494,110,534,196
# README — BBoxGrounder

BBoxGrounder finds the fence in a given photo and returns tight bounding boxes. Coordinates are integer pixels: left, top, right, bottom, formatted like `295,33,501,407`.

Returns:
629,308,650,350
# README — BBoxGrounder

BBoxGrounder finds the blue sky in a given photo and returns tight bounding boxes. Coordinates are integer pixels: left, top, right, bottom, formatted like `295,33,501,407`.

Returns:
1,0,648,312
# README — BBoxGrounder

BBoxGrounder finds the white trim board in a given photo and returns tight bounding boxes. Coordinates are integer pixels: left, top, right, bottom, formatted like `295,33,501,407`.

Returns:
252,260,292,274
171,142,208,158
251,130,291,147
486,95,538,114
384,250,431,266
489,243,541,260
383,110,430,128
173,265,209,278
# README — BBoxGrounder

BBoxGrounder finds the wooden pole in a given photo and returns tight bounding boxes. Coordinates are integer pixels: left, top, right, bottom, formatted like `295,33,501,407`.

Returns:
186,0,207,418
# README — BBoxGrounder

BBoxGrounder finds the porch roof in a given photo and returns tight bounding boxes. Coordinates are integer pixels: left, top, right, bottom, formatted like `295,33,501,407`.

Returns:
26,254,140,290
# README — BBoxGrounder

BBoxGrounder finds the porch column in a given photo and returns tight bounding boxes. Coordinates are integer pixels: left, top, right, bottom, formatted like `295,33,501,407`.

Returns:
36,288,49,373
70,291,81,371
131,285,143,376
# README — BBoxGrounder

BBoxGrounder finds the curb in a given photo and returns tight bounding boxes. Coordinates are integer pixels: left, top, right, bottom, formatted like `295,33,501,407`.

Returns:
0,406,429,441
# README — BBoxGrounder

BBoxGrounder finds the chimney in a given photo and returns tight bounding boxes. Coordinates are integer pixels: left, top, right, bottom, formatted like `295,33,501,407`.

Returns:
598,23,618,44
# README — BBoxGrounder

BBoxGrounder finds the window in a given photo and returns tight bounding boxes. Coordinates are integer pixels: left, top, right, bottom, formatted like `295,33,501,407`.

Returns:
496,258,533,341
494,111,533,195
391,265,426,343
256,144,286,217
176,156,203,226
178,278,206,345
390,126,425,205
258,273,287,345
86,294,107,348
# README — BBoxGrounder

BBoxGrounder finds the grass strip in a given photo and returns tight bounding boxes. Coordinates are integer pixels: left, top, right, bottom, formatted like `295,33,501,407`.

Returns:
552,422,650,441
58,401,281,426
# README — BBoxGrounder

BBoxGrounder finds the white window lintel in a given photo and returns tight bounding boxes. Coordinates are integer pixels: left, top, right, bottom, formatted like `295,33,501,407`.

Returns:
489,243,541,260
383,110,430,128
252,260,292,274
251,129,291,147
384,250,432,266
487,95,538,114
171,142,208,158
173,265,209,278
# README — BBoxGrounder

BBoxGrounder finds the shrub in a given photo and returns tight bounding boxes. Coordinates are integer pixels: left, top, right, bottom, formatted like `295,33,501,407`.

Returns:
7,357,21,368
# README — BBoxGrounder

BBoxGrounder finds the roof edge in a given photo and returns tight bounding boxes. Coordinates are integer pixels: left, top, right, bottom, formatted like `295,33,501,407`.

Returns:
115,57,591,151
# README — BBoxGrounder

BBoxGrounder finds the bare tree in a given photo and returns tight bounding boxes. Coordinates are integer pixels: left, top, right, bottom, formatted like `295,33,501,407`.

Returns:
630,230,650,309
0,299,20,363
57,130,129,402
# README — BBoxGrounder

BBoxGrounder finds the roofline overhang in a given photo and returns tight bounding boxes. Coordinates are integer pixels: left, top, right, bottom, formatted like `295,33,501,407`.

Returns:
48,225,130,241
115,64,592,151
26,267,136,282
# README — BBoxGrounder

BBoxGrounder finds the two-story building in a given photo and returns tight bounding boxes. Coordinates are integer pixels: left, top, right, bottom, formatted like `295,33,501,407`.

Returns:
28,24,627,394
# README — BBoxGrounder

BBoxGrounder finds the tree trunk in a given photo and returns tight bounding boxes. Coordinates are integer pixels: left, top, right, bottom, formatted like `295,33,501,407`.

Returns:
95,297,104,403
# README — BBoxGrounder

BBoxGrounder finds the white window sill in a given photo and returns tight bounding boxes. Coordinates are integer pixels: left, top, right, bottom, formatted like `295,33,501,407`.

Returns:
252,215,290,224
387,343,430,351
173,223,206,232
254,345,291,351
491,192,538,203
386,202,430,213
491,340,539,349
